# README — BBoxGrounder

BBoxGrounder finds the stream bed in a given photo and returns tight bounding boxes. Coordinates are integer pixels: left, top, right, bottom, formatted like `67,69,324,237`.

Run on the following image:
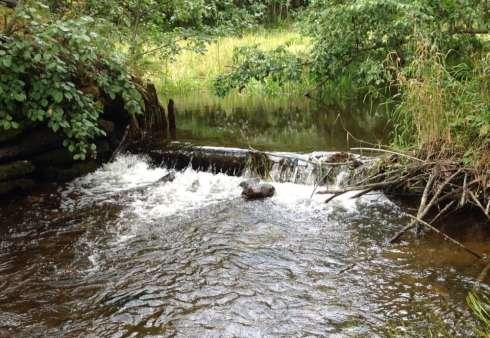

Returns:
0,154,488,337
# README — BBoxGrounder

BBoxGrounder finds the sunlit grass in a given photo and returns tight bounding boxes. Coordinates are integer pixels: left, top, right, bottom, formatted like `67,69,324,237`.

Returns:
147,27,311,98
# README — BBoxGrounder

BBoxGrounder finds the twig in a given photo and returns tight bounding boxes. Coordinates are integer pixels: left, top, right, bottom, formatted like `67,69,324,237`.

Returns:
430,201,455,224
469,191,490,220
476,262,490,290
310,168,333,200
407,214,485,260
351,188,375,199
389,171,436,243
460,172,468,207
351,147,425,163
325,191,348,204
110,124,130,162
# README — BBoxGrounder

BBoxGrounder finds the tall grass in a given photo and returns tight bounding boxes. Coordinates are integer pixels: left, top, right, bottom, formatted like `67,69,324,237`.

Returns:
467,291,490,337
392,41,490,165
147,27,311,98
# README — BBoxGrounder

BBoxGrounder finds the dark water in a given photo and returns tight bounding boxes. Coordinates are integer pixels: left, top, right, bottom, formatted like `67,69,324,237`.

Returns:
170,95,389,152
0,155,488,337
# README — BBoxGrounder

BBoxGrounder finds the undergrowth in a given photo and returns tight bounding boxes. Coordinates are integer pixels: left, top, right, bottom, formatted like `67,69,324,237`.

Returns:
392,40,489,168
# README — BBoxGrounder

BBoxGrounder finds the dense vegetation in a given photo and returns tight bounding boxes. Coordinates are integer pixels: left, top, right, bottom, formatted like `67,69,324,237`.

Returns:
216,0,489,164
1,0,488,158
1,0,306,157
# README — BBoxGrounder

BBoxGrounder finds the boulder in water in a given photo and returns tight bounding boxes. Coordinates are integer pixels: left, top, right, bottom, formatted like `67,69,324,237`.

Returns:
240,179,275,200
157,171,176,183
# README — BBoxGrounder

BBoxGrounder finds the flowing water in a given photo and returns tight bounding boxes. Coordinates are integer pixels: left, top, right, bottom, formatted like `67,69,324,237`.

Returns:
0,154,489,337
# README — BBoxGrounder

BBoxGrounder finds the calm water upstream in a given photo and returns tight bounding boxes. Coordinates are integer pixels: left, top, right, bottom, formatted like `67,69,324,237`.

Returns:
0,153,488,337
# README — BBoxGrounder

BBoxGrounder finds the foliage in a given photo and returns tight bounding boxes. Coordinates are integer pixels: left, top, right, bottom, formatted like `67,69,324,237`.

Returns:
40,0,309,74
213,0,488,97
0,4,143,159
214,45,305,96
152,27,310,98
392,40,489,161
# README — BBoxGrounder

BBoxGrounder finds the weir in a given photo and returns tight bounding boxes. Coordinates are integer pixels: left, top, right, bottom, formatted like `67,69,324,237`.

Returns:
148,143,369,185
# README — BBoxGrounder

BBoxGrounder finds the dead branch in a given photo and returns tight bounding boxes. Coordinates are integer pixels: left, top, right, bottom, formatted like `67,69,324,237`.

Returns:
351,147,426,163
407,214,485,260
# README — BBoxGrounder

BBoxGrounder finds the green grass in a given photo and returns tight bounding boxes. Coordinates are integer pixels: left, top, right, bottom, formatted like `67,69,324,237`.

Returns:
147,27,311,98
392,41,489,166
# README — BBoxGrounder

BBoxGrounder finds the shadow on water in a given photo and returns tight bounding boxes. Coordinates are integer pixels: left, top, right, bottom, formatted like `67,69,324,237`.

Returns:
167,93,390,152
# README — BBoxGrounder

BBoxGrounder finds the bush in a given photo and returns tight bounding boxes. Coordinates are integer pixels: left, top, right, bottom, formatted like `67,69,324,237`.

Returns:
0,5,143,160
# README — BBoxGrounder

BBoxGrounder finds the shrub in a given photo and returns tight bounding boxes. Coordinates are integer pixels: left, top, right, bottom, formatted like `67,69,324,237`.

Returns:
0,5,143,160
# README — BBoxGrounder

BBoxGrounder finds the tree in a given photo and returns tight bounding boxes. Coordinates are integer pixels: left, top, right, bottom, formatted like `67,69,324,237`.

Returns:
215,0,488,97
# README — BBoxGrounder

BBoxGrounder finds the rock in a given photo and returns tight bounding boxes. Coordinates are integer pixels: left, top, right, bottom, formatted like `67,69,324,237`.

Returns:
239,178,260,188
0,160,35,181
157,172,176,184
0,179,35,195
240,179,275,200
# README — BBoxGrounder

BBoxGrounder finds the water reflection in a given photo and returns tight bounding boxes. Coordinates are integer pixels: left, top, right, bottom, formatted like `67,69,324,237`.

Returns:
169,94,389,151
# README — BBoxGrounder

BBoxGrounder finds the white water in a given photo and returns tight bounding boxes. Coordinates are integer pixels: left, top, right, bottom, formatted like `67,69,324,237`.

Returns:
1,154,480,337
63,154,391,221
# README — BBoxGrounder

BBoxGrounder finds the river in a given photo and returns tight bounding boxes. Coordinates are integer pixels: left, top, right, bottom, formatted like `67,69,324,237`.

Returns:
0,99,488,337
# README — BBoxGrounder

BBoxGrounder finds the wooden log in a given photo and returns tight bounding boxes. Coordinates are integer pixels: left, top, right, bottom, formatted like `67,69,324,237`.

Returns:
37,161,97,182
31,148,74,168
0,160,34,181
145,83,168,137
0,128,61,163
168,99,176,140
0,128,24,144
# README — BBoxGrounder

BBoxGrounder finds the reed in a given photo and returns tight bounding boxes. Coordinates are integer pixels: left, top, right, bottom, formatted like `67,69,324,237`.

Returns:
392,40,489,166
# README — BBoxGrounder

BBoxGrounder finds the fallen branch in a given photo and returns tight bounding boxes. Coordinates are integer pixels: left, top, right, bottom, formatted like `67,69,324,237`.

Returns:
325,191,348,204
469,191,490,220
351,147,426,163
407,214,485,260
110,124,130,162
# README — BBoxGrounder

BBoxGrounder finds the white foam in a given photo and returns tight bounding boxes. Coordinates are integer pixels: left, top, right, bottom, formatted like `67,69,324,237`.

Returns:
63,154,393,226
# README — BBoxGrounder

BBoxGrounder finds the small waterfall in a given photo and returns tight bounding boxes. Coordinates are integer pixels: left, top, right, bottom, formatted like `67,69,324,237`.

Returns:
149,144,365,186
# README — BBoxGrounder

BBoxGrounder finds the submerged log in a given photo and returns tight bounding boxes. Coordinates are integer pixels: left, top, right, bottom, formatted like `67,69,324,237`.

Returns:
148,143,365,184
0,128,61,163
